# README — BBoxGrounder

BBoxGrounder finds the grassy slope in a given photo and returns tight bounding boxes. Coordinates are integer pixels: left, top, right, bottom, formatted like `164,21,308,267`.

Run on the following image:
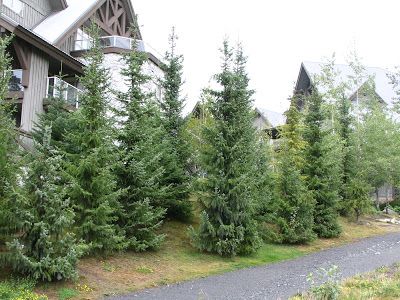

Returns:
14,216,400,299
294,263,400,299
340,264,400,299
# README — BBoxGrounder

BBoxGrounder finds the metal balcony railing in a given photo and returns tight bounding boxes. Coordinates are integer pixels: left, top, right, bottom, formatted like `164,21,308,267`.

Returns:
46,77,81,108
74,36,145,52
9,69,24,92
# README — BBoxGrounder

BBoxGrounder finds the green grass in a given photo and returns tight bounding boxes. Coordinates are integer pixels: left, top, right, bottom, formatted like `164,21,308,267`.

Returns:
341,265,400,299
58,288,79,300
293,263,400,299
101,261,118,272
135,266,154,274
228,244,303,270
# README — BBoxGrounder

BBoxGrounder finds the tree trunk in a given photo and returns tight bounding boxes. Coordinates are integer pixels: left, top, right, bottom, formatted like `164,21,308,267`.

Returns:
356,209,360,223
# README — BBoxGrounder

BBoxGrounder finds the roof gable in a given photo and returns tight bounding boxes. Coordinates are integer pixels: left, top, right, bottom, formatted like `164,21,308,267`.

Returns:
298,61,396,106
32,0,100,44
255,108,286,128
32,0,141,45
92,0,140,39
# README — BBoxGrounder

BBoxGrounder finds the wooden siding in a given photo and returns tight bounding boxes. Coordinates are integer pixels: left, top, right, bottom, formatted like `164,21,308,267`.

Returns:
1,0,52,29
25,0,52,16
20,49,48,132
59,33,76,53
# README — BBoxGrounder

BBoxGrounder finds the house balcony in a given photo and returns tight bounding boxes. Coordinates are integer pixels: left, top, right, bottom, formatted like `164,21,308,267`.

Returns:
46,77,81,109
73,36,146,53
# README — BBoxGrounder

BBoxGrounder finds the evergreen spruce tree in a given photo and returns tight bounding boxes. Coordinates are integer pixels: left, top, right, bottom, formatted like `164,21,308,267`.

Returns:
0,34,18,203
337,93,352,183
65,24,126,254
275,96,316,243
0,35,20,240
342,118,373,220
189,41,261,256
160,28,192,221
115,27,166,251
5,126,83,281
303,89,341,238
252,132,275,224
32,77,77,152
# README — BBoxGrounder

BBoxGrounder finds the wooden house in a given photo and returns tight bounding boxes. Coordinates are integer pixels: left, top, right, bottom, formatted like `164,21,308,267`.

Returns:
295,61,396,110
0,0,163,145
189,101,286,142
294,61,397,203
254,107,286,144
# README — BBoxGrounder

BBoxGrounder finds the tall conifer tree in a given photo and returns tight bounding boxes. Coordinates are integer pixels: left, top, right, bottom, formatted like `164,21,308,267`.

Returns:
338,93,352,185
6,126,83,281
65,24,126,253
190,41,261,256
303,89,341,238
115,27,166,251
160,28,192,221
0,35,20,239
275,96,316,243
0,35,18,202
252,132,274,225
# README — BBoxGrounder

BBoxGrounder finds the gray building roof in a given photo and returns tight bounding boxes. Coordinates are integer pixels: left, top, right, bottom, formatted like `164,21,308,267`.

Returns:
33,0,99,44
297,61,397,106
255,107,286,128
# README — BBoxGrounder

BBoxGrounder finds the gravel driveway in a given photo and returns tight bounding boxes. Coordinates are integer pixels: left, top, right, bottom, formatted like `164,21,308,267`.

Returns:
109,232,400,300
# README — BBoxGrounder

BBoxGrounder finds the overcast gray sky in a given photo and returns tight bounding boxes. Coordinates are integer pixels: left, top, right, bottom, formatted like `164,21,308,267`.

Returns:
133,0,400,114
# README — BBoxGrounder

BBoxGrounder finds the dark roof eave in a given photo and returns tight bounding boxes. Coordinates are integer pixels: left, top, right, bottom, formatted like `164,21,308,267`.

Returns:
125,0,142,40
147,52,163,68
50,0,68,11
14,25,84,74
61,0,68,9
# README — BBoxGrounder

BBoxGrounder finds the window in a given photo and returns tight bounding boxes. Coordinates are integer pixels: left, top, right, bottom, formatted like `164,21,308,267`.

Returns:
9,69,23,92
3,0,24,15
75,28,91,50
155,84,163,101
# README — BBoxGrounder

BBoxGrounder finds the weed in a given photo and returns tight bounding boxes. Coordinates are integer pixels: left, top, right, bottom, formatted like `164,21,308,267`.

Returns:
0,278,48,300
156,278,170,285
58,288,79,300
101,261,118,272
376,266,389,273
307,265,341,300
136,266,154,274
75,283,93,293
